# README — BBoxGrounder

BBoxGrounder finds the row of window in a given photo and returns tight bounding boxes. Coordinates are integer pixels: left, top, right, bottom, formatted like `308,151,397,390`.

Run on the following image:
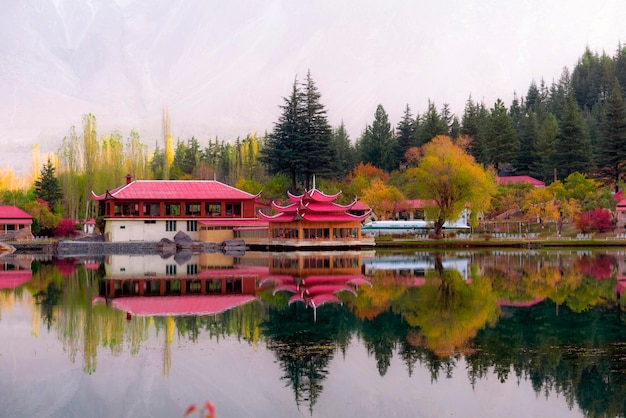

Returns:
110,277,244,296
270,227,360,239
113,202,243,217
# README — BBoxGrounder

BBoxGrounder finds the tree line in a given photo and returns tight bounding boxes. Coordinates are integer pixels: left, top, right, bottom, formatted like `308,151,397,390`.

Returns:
3,44,626,230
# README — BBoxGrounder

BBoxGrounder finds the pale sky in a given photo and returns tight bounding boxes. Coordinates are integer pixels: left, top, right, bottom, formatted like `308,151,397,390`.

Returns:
0,0,624,175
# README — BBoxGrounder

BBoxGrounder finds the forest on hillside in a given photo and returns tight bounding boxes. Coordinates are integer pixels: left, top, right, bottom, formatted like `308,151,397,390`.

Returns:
2,44,626,227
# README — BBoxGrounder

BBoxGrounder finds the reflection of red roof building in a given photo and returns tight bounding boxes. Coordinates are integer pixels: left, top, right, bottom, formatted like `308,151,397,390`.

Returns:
258,185,373,248
0,258,32,289
109,295,259,317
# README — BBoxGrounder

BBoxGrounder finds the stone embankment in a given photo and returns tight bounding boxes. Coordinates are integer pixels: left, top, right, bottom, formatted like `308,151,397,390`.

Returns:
55,232,246,257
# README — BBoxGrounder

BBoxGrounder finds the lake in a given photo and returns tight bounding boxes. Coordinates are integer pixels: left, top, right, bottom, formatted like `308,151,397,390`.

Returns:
1,249,626,418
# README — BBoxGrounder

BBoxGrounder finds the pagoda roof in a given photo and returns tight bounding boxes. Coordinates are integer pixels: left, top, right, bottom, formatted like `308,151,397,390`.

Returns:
270,199,358,213
258,210,371,222
92,180,260,201
287,187,342,203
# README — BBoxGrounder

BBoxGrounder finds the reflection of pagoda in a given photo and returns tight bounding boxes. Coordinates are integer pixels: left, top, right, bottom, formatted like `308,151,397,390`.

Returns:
98,253,268,317
258,183,374,249
262,252,371,320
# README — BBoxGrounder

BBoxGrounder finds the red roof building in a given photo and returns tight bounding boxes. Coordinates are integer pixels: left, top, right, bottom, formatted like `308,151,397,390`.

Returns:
258,186,373,248
92,177,263,242
0,206,33,235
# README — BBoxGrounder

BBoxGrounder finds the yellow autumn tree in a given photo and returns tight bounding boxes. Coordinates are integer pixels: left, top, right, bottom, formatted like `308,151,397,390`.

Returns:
406,135,497,238
361,179,405,220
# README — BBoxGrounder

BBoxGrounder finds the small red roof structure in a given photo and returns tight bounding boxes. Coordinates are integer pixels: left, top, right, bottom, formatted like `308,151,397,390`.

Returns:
497,176,545,188
0,270,32,289
92,179,259,201
0,206,33,224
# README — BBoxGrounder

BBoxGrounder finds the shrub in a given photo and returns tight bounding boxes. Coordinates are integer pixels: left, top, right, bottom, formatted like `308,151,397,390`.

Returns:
54,218,79,237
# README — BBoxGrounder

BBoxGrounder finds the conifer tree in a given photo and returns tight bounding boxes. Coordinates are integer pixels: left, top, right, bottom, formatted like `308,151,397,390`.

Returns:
555,95,593,179
483,99,519,173
359,104,396,172
261,71,333,191
531,113,560,183
598,81,626,191
395,104,417,164
34,157,62,209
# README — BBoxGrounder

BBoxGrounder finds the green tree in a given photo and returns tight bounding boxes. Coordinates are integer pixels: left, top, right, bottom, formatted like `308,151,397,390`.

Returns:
483,99,519,173
406,135,497,238
418,100,449,146
261,71,333,191
395,104,417,164
555,95,593,179
34,157,62,209
330,122,356,179
531,113,560,183
597,81,626,191
460,96,489,163
359,104,397,172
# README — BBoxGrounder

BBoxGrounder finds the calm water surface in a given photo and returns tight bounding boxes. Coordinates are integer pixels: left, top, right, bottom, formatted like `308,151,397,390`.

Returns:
2,249,626,418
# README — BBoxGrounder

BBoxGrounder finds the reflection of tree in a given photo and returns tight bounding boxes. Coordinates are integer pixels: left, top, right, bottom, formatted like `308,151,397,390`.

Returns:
467,301,626,417
397,266,499,357
262,304,356,414
350,270,407,320
360,311,404,376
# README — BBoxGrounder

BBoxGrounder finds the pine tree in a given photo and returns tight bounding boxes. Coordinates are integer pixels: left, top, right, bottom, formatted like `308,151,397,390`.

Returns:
395,104,417,164
418,101,448,145
555,95,593,179
330,122,356,179
461,96,488,163
598,81,626,191
483,99,519,173
34,157,62,209
530,113,559,182
261,71,333,191
359,104,396,172
515,111,538,175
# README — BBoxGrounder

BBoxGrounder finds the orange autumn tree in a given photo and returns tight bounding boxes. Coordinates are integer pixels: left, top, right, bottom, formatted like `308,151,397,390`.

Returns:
406,136,496,238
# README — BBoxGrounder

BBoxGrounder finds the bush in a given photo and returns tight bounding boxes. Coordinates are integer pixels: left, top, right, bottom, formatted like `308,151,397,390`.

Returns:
54,218,79,237
574,208,612,233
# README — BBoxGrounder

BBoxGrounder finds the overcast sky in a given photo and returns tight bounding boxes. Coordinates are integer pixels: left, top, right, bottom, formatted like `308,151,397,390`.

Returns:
0,0,624,175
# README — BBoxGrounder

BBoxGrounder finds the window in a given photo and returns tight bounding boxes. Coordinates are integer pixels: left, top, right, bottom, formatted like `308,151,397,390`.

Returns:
225,202,241,217
186,264,198,275
166,220,177,231
144,203,160,216
187,221,197,232
166,264,177,275
165,203,180,216
206,203,221,216
185,203,201,216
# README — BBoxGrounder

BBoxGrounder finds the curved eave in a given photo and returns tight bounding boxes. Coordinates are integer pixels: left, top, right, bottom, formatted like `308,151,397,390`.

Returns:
258,211,294,221
270,200,299,212
300,209,372,222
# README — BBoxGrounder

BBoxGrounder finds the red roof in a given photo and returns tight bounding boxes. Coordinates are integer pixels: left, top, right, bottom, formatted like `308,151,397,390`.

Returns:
199,219,268,227
497,176,545,187
110,295,259,316
0,206,33,222
404,199,435,209
287,188,341,203
92,180,259,201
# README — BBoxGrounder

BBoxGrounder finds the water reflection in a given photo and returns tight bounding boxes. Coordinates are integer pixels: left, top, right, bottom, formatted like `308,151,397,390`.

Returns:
3,249,626,416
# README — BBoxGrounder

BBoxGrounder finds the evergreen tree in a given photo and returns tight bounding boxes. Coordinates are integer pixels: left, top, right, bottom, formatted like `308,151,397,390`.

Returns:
34,157,62,209
395,104,417,164
483,99,519,173
555,95,593,179
330,122,356,179
515,111,538,175
460,96,488,163
301,70,333,188
418,101,448,145
598,81,626,191
530,113,559,183
359,104,396,172
261,71,333,191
